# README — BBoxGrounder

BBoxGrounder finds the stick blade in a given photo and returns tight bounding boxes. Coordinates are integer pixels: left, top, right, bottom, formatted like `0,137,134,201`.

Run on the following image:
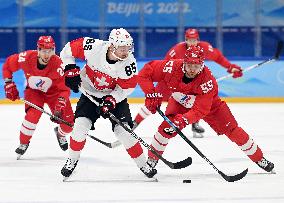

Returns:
111,140,122,148
219,168,248,182
173,156,192,169
274,40,283,59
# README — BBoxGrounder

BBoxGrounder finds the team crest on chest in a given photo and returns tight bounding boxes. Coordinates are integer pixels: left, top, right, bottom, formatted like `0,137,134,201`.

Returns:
87,69,116,91
27,76,52,92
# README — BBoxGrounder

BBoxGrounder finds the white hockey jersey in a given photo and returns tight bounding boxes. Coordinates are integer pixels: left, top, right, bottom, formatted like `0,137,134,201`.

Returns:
60,37,137,103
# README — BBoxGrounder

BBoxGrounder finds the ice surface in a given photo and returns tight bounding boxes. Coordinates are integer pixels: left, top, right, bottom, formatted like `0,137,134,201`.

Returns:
0,103,284,203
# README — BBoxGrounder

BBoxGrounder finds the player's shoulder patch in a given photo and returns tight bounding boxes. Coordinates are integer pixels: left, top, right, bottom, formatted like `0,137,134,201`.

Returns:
172,59,184,71
199,41,213,52
51,55,63,66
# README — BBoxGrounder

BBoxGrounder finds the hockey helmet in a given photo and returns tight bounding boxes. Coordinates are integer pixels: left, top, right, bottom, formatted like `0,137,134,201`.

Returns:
185,28,199,40
37,36,55,49
184,45,205,65
109,28,133,50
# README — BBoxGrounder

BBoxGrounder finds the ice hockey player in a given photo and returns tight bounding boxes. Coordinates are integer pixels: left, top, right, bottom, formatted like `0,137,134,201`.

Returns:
138,45,274,173
2,36,74,159
133,28,243,138
60,28,157,180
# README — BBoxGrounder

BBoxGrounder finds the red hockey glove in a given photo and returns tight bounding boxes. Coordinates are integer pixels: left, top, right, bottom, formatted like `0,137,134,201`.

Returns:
64,64,81,93
145,92,163,114
51,97,67,124
4,81,20,101
173,114,189,130
227,64,243,78
99,95,116,118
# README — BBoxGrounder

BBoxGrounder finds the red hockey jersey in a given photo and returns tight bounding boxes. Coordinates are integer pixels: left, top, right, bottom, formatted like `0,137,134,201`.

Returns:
138,59,223,123
2,50,70,99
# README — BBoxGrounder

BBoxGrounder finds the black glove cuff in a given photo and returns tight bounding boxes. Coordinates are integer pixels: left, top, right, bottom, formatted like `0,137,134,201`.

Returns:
64,64,80,72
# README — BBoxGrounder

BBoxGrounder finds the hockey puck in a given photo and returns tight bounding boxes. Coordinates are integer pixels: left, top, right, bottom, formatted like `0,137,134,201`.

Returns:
183,179,191,183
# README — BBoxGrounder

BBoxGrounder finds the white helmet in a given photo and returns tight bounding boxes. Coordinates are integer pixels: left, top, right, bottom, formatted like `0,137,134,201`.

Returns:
108,28,134,60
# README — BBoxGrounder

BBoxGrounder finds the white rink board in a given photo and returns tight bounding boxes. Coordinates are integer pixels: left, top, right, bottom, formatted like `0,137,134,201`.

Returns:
0,103,284,203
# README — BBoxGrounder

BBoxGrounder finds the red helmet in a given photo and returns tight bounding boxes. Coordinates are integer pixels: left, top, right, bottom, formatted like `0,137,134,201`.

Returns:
37,36,55,49
184,45,204,65
185,28,199,39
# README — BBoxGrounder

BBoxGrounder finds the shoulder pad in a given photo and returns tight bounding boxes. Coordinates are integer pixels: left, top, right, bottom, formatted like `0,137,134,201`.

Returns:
83,38,103,50
199,41,213,51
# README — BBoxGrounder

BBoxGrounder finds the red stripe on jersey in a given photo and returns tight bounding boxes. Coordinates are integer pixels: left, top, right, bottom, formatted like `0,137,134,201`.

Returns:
70,38,85,60
116,75,137,89
126,142,143,158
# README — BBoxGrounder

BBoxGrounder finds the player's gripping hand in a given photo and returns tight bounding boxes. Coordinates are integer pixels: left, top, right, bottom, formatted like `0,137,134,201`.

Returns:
227,64,243,78
99,95,116,118
4,80,19,101
64,64,81,93
173,114,189,130
51,97,66,124
145,92,163,114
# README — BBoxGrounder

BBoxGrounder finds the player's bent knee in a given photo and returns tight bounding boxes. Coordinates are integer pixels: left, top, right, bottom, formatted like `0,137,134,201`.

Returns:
25,108,42,123
59,114,74,134
226,126,249,146
71,117,92,142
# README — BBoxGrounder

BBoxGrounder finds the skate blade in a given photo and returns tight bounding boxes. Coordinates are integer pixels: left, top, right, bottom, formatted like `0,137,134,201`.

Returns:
193,132,204,138
62,171,76,182
63,176,70,182
16,154,22,160
149,177,158,182
111,140,122,148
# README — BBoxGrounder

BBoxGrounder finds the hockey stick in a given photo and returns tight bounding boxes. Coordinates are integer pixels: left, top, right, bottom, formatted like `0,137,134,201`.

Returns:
79,88,192,169
157,108,248,182
108,112,192,169
88,134,121,148
217,40,283,82
22,99,121,149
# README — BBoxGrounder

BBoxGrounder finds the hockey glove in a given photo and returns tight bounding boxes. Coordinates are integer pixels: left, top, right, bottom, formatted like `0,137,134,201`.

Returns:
64,64,81,93
145,92,163,114
99,95,116,118
51,97,66,124
227,64,243,78
173,114,189,130
4,80,20,101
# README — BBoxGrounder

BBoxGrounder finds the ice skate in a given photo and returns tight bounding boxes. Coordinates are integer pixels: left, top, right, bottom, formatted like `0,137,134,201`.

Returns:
61,158,79,181
54,127,68,151
15,143,29,160
256,157,275,173
140,162,157,178
192,122,205,138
